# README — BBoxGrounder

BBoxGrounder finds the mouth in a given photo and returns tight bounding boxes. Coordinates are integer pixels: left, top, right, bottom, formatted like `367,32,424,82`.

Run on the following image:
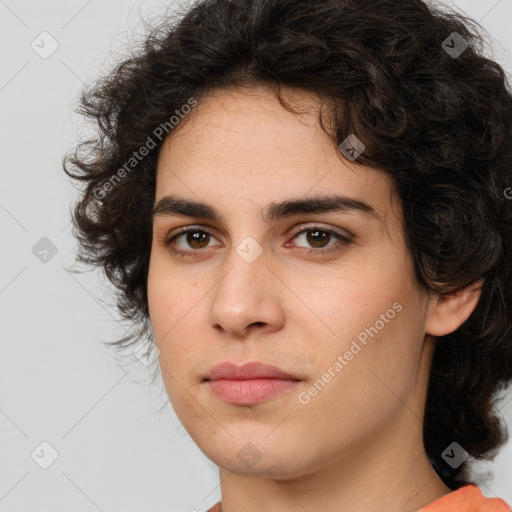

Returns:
203,361,302,405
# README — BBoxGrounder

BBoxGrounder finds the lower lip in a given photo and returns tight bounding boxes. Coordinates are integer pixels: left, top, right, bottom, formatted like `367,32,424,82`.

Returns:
206,378,300,405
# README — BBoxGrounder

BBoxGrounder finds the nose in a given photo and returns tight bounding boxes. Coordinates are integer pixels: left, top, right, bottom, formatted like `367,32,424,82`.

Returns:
208,247,285,337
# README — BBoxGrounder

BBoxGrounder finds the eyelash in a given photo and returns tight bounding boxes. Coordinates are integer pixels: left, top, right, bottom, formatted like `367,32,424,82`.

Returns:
162,224,352,258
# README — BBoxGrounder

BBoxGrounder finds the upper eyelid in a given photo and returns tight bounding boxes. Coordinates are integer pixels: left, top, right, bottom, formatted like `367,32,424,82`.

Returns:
290,224,350,237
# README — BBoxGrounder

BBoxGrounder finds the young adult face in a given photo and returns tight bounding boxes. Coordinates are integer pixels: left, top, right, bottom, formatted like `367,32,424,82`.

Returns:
147,85,481,505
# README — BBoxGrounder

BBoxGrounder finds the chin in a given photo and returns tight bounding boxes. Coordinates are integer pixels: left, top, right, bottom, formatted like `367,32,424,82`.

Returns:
194,435,314,480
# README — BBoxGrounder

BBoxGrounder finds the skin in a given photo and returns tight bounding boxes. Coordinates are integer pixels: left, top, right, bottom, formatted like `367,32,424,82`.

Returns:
147,85,483,512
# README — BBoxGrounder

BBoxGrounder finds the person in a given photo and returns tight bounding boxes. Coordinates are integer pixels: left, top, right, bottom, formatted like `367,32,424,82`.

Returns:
62,0,512,510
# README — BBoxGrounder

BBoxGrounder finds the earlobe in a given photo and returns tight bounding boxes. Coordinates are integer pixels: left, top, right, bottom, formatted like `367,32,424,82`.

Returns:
425,278,485,337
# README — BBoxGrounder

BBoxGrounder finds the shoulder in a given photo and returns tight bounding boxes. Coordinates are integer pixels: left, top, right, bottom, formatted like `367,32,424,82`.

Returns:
418,484,511,512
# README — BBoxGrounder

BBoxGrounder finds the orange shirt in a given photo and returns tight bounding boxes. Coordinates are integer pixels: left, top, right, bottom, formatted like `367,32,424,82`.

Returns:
418,484,511,512
205,485,511,512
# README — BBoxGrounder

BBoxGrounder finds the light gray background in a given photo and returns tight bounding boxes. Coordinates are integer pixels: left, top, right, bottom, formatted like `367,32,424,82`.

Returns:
1,1,511,511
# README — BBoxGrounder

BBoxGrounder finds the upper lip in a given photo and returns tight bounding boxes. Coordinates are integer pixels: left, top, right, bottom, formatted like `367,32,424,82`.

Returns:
204,362,301,381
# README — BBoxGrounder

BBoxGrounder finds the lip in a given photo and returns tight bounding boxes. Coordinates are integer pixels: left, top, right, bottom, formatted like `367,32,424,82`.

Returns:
204,362,302,405
205,361,300,381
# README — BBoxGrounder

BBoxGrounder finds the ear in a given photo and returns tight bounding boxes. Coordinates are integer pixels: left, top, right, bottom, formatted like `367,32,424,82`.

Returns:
425,279,485,337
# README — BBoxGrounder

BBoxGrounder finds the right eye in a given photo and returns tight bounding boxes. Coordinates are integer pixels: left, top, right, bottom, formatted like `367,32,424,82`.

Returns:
164,226,222,256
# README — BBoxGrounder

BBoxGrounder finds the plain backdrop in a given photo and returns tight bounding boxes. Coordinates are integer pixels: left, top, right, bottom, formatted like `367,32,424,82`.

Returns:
0,0,511,511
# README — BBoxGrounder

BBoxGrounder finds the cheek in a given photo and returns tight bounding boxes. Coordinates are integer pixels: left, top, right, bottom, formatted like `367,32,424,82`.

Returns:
292,264,400,347
147,250,188,340
295,263,420,394
148,260,184,386
147,253,204,383
149,291,197,418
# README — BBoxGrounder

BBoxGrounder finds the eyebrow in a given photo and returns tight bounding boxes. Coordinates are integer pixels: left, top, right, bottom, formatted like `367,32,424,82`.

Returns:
152,194,383,224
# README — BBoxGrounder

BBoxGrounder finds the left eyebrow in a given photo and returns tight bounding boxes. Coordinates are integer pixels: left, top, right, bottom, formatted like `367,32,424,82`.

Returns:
152,194,384,224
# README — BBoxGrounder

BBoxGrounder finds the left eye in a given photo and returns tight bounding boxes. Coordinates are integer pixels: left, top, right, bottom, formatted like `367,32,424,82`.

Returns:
291,228,348,250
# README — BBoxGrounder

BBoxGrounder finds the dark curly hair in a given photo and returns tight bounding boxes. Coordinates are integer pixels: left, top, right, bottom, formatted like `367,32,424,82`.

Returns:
62,0,512,491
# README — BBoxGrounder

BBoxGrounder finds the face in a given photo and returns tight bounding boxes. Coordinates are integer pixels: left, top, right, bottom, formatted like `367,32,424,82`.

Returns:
147,85,434,480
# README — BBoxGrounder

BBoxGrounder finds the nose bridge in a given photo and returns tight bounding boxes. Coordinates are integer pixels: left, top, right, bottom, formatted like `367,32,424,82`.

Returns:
216,241,269,307
209,238,283,334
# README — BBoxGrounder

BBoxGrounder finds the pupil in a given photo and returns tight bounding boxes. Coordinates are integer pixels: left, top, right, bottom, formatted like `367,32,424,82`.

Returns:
307,230,329,248
188,231,208,248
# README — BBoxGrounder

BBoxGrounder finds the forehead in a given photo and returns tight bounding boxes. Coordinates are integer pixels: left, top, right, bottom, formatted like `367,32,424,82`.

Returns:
155,85,400,226
160,85,331,160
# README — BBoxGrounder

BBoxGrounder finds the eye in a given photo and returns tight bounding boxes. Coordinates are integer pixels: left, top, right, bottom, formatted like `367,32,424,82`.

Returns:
287,225,352,255
162,224,352,258
164,225,221,256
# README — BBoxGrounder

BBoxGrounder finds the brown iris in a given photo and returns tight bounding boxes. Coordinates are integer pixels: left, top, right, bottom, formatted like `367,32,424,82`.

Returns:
186,231,209,249
306,230,331,248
